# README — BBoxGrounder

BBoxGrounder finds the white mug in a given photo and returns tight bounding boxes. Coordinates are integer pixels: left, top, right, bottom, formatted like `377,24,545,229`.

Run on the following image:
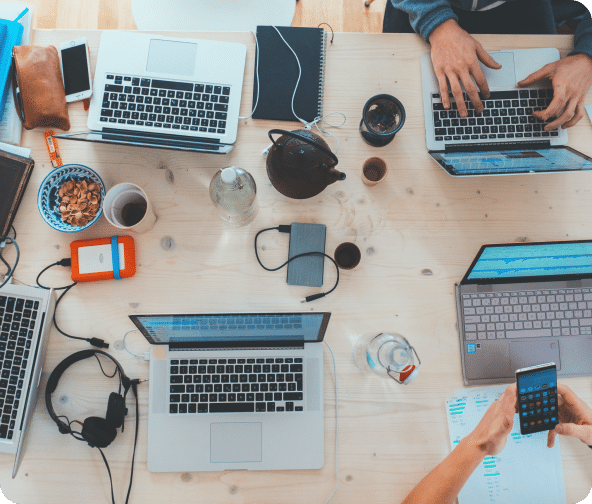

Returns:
103,183,156,233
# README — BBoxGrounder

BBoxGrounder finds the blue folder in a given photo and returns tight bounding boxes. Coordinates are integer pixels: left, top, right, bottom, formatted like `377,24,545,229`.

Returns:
0,8,26,121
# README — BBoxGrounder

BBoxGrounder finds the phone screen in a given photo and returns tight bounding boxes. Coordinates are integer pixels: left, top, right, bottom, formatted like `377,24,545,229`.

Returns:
516,363,558,435
61,44,90,95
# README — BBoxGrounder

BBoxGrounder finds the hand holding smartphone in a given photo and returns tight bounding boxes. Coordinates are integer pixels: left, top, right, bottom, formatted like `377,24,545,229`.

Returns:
59,38,92,102
516,362,558,435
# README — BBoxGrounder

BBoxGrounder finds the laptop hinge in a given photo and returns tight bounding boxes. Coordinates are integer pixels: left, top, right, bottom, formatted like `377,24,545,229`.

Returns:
168,341,306,351
444,140,551,153
101,127,221,144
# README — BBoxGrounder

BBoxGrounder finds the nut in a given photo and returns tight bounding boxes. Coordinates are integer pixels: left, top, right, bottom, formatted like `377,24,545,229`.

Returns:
57,178,101,226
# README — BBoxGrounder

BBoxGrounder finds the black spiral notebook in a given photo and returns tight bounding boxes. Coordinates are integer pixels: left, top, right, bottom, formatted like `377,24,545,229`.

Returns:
252,26,327,122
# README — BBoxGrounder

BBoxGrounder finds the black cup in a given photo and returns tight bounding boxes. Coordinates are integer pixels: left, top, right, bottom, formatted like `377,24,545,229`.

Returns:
334,242,361,270
360,94,406,147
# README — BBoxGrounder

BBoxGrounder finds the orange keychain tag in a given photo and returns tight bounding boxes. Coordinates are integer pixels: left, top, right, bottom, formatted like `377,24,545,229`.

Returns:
44,130,63,168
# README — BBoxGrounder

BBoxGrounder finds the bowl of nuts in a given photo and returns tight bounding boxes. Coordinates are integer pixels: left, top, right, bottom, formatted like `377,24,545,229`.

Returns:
37,164,106,232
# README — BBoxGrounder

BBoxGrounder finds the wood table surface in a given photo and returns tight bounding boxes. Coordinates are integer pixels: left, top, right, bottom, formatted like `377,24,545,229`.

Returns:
1,29,591,504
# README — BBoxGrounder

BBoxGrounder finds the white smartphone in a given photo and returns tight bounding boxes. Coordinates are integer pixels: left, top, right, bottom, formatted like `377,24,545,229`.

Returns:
59,38,93,102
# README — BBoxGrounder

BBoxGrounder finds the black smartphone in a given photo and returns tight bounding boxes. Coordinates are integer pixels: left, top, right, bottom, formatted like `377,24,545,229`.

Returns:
516,362,559,435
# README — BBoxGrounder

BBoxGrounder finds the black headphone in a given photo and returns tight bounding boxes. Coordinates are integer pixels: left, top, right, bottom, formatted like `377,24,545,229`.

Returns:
45,349,131,448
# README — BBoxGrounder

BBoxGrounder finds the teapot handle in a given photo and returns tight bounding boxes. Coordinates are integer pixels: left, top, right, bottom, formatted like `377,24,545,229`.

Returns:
268,129,339,167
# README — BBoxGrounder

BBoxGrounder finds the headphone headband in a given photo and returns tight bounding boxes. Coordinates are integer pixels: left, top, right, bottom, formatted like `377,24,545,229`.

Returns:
45,350,130,436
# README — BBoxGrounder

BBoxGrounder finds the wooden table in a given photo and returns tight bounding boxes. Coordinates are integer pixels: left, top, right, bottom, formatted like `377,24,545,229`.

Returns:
1,29,591,504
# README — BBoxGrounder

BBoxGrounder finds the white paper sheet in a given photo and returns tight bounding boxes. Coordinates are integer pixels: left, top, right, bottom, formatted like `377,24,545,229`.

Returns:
446,385,566,504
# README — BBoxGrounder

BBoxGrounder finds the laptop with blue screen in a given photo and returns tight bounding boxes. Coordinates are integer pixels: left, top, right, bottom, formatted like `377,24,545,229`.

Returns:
421,48,592,176
129,311,330,472
455,241,592,385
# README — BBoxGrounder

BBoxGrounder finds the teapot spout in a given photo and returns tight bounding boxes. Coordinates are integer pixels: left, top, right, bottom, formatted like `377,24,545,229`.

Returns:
327,167,346,185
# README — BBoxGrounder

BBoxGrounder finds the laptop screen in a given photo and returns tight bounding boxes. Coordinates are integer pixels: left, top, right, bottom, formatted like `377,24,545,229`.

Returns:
129,312,331,346
462,240,592,284
431,146,592,176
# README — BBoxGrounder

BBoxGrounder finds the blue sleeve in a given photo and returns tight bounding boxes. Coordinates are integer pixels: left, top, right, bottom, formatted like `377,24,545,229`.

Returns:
551,0,592,58
391,0,458,42
570,13,592,59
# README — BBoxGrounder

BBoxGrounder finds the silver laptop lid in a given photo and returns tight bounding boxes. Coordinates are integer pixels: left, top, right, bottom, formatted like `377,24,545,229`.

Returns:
460,240,592,286
129,312,331,349
429,145,592,177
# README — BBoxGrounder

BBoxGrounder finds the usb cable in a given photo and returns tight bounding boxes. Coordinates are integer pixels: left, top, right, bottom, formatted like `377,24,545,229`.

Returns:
254,225,339,302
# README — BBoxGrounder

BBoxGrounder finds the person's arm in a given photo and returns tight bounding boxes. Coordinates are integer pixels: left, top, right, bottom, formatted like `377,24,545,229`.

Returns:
517,9,592,130
391,0,457,42
402,384,517,504
547,384,592,448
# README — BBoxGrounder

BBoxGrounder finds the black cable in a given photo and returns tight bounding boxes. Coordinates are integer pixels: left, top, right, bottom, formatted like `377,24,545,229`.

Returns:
36,259,109,348
97,447,117,504
96,379,142,504
10,225,16,240
0,236,19,289
254,226,340,302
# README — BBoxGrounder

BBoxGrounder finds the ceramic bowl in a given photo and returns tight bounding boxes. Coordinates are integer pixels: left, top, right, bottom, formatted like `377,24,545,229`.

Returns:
37,164,106,233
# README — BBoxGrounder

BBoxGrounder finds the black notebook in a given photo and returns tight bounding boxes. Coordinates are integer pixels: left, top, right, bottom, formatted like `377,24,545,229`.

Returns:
0,149,34,241
252,26,327,122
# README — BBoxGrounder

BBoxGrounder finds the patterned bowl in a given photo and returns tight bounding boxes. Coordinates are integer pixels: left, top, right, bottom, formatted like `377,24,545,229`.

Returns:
37,164,106,233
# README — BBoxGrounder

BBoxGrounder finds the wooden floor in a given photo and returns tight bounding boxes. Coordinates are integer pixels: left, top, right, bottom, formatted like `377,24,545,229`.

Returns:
20,0,387,32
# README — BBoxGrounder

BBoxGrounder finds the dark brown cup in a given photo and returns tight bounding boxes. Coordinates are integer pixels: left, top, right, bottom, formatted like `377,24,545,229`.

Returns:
334,242,361,270
362,157,388,186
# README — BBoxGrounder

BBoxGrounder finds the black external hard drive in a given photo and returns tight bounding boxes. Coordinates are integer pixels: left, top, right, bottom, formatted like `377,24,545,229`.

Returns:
287,222,326,287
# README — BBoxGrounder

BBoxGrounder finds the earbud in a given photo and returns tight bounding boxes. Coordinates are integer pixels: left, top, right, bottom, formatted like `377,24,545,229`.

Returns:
262,143,273,157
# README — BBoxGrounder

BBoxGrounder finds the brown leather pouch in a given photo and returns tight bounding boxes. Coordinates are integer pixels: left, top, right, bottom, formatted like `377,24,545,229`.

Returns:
12,45,70,130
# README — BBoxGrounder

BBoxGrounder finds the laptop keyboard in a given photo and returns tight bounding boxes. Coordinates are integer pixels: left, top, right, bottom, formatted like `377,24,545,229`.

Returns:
432,89,559,143
0,295,38,441
462,288,592,340
100,74,230,135
169,357,304,414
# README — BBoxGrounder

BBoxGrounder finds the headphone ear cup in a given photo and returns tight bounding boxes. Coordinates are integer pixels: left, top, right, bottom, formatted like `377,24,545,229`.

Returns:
81,417,117,448
105,392,126,429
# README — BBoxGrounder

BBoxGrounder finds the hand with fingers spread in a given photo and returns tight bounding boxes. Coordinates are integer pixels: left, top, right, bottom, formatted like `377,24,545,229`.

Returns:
547,384,592,448
429,19,502,118
518,53,592,131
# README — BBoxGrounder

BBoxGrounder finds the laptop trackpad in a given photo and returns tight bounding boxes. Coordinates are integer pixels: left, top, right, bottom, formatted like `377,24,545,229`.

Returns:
479,52,516,88
210,422,262,463
510,340,561,372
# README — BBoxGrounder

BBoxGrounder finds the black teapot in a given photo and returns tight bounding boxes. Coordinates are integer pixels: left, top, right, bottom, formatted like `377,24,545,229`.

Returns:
266,129,346,199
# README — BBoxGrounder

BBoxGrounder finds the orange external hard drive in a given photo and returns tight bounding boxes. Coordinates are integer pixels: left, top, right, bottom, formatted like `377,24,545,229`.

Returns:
70,236,136,282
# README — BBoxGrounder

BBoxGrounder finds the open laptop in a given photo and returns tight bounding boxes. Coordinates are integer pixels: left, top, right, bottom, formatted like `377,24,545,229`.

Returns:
53,31,247,154
421,48,592,176
456,240,592,386
129,311,330,472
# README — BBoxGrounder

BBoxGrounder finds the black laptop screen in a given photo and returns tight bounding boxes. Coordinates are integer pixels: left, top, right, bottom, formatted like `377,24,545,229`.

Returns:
463,241,592,283
129,312,330,345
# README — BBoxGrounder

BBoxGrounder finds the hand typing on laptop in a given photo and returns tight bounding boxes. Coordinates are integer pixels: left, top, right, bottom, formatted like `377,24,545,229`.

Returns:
401,385,517,504
428,18,592,129
517,54,592,131
547,383,592,448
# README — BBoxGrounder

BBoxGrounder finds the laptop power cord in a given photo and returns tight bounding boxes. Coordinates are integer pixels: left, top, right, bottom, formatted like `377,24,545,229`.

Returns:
254,225,340,302
36,258,109,349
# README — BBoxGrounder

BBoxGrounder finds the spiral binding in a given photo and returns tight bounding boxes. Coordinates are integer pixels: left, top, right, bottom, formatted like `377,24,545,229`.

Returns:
318,30,327,118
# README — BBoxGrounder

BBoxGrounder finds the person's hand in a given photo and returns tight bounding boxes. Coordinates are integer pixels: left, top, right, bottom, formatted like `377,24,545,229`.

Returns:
547,384,592,448
518,53,592,131
429,19,502,118
466,384,517,456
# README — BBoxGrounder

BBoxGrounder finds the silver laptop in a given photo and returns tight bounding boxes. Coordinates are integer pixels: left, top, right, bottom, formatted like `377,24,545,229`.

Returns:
53,31,247,154
129,311,330,472
421,48,592,176
456,240,592,386
0,284,55,477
